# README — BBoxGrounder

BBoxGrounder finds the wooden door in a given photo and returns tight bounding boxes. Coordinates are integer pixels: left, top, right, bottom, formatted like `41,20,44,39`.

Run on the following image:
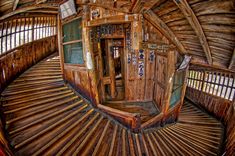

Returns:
97,38,125,102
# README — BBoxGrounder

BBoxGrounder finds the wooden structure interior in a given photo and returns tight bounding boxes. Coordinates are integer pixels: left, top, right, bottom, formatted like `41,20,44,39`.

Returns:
0,0,234,155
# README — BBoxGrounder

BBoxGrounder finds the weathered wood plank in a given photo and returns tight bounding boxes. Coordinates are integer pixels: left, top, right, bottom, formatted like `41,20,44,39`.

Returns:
173,0,212,65
0,4,58,21
144,10,186,55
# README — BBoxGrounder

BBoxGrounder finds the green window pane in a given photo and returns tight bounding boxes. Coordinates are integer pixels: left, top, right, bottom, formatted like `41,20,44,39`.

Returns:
170,71,185,107
63,42,84,64
63,18,82,42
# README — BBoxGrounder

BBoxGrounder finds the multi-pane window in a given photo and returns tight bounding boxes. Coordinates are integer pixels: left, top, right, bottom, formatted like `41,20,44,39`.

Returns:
0,16,57,54
187,70,235,101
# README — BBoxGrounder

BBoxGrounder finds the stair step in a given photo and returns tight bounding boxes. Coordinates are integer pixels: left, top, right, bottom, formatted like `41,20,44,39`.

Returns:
14,103,88,149
4,86,68,101
32,109,94,156
3,89,72,107
9,99,84,135
56,113,100,156
4,92,75,114
6,96,79,124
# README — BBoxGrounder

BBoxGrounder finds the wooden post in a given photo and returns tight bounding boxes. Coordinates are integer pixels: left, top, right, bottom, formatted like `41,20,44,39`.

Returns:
162,50,176,123
176,66,189,120
82,0,100,105
57,14,64,76
108,39,116,98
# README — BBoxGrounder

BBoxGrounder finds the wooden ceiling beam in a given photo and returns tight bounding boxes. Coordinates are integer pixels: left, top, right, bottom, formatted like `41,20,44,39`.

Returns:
0,4,58,21
76,1,130,13
173,0,212,65
143,0,161,11
144,10,187,55
12,0,20,11
228,48,235,69
130,0,143,13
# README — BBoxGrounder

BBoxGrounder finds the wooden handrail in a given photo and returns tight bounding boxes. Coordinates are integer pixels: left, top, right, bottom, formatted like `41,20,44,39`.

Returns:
141,113,163,129
97,104,141,132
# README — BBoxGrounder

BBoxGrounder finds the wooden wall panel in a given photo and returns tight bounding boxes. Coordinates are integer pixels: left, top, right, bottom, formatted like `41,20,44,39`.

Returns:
154,54,167,111
144,49,156,100
64,65,91,101
0,36,57,93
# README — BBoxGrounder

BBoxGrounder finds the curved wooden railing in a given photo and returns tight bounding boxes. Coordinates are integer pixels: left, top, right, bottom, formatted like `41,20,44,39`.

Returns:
98,104,141,132
0,36,57,93
186,87,234,156
0,36,58,156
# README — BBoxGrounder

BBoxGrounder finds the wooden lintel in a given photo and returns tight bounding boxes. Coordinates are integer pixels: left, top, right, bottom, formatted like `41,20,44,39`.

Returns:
76,1,130,13
228,48,235,69
87,15,134,27
13,0,20,11
0,4,58,21
144,10,186,55
173,0,212,65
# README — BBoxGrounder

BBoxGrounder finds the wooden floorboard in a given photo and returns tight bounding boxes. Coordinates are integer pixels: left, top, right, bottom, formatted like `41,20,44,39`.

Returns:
1,53,224,156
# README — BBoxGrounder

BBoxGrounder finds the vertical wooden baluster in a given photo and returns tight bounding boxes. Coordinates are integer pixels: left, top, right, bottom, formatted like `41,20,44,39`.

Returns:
194,71,197,89
0,23,3,53
217,72,223,96
9,20,12,50
228,75,234,100
204,71,209,93
23,18,26,44
32,17,35,41
14,19,17,47
5,21,8,52
209,71,214,94
19,18,21,46
224,73,231,99
220,72,226,97
212,72,218,95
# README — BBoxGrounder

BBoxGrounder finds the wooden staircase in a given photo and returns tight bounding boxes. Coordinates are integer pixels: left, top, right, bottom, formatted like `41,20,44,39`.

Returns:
1,54,224,156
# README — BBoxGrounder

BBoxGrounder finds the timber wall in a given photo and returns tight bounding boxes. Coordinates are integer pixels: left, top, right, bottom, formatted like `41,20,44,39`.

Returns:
0,35,57,155
0,35,57,93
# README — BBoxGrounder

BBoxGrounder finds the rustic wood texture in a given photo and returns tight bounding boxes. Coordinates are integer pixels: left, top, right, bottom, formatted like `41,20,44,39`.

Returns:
173,0,212,65
144,10,186,55
151,0,235,69
186,87,234,156
0,36,57,94
0,53,224,155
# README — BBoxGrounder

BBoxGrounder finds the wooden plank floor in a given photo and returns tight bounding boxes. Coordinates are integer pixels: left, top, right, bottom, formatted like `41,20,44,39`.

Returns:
1,53,224,156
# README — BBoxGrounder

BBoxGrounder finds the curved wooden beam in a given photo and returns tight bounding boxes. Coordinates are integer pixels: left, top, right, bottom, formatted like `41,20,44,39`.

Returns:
76,1,131,13
143,0,161,11
13,0,20,11
228,48,235,69
173,0,212,65
144,10,187,55
0,4,58,21
131,0,143,13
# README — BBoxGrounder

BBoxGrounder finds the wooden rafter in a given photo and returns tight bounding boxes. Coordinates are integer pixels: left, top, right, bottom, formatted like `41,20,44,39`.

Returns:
76,0,131,13
13,0,20,11
228,48,235,69
144,10,186,55
0,4,58,21
143,0,161,11
36,0,48,4
173,0,212,65
130,0,143,13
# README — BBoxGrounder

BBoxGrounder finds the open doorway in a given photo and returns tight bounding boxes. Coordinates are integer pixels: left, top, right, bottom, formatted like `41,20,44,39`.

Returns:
96,38,125,102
